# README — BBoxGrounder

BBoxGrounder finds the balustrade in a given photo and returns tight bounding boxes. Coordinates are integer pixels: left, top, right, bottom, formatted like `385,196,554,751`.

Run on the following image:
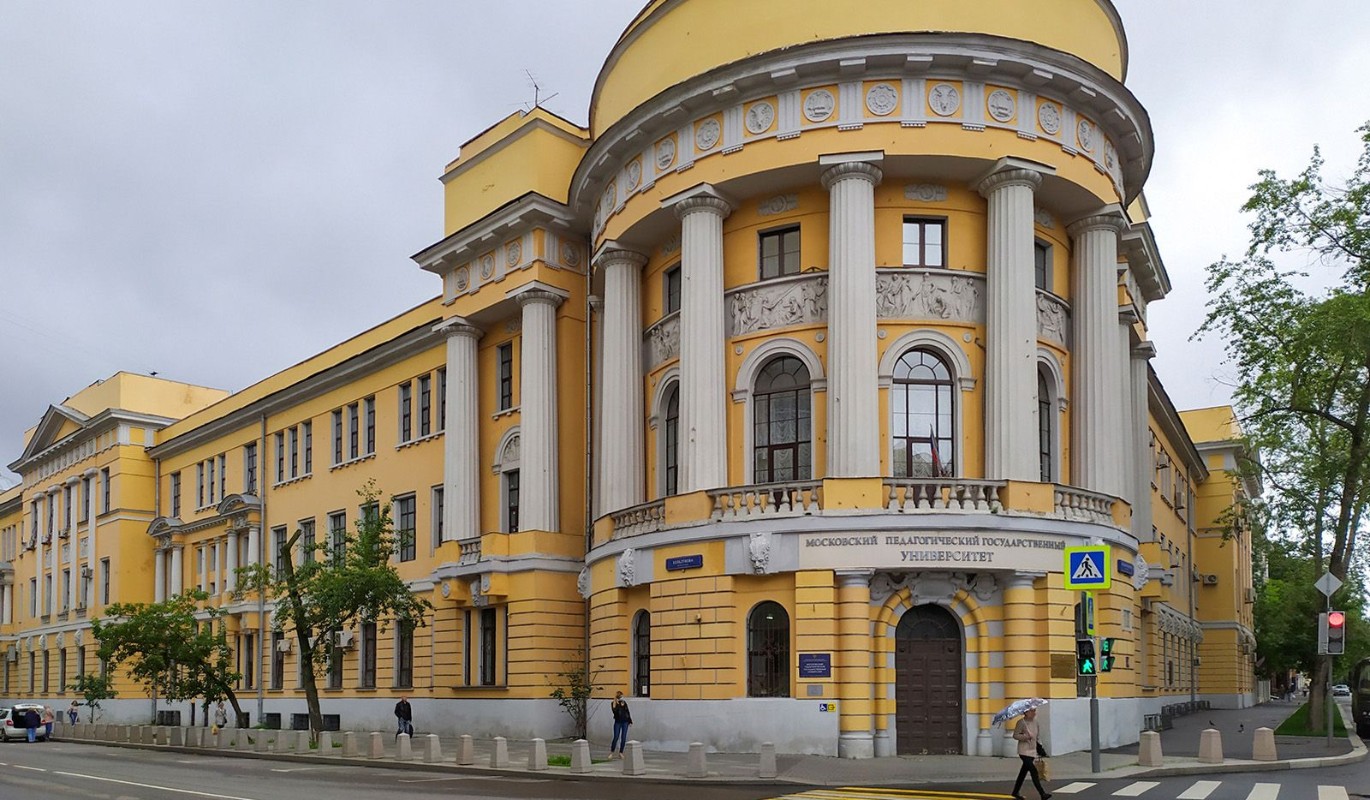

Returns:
609,500,665,538
456,536,482,565
1053,485,1116,524
709,481,822,520
884,479,1005,512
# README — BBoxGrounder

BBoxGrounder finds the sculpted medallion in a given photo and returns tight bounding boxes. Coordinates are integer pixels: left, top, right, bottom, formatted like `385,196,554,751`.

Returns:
695,118,722,151
928,83,961,116
803,89,836,122
746,101,776,134
1037,102,1062,135
656,137,677,170
865,83,898,116
987,89,1016,122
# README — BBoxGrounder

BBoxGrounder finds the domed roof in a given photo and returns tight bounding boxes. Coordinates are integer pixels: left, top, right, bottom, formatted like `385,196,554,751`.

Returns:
591,0,1127,136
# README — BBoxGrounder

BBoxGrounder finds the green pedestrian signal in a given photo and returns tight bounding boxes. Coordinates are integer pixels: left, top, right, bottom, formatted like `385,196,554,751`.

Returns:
1076,638,1097,676
1100,637,1116,672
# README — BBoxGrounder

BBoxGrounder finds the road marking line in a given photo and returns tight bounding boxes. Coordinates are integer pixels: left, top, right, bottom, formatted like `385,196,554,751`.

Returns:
53,771,261,800
13,765,45,772
1052,783,1097,794
1177,781,1221,800
1318,787,1350,800
1244,784,1280,800
268,767,321,772
1112,782,1159,796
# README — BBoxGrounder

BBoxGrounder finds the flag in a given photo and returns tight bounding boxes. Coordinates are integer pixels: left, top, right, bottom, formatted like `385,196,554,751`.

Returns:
929,426,943,477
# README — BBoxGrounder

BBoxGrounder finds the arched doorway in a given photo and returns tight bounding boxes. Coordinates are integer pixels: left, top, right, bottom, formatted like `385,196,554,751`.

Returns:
895,604,963,754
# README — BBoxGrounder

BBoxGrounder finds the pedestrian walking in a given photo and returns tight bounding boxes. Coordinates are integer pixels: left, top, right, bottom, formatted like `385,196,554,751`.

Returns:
41,706,54,740
67,701,79,725
609,690,632,759
394,696,413,738
213,701,229,733
1010,707,1051,800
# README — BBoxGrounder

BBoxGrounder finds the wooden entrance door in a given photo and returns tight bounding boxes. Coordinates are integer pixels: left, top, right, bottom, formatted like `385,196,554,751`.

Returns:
895,604,963,754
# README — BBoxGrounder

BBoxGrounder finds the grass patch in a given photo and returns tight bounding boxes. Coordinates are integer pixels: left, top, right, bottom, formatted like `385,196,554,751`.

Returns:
1274,702,1347,736
546,754,610,767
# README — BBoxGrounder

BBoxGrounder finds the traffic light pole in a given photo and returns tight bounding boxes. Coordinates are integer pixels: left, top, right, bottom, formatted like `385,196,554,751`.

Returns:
1327,596,1334,748
1084,590,1101,773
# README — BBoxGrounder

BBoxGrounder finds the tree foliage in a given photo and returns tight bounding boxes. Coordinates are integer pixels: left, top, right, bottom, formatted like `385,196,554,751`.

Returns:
548,651,605,740
236,480,432,740
1198,123,1370,728
68,672,117,722
91,589,243,724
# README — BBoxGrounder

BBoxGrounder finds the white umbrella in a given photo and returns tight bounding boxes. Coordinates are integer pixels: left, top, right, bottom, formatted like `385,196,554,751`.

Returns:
992,697,1048,727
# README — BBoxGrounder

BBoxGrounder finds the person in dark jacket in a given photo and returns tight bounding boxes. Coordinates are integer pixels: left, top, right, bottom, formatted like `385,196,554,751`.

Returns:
23,708,40,743
609,691,632,758
394,696,413,738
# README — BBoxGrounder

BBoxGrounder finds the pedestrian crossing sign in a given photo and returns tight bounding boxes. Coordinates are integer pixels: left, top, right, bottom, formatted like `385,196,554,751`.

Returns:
1063,545,1112,590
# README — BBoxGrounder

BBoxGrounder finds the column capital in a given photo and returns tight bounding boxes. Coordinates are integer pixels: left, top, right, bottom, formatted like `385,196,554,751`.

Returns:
1006,571,1044,590
1132,341,1158,360
663,183,734,220
835,569,875,587
507,281,570,309
820,157,883,190
593,242,649,272
1067,205,1129,238
433,317,482,340
976,167,1043,198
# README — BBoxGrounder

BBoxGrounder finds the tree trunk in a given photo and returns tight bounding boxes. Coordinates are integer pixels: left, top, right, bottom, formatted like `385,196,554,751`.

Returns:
1310,655,1331,733
279,531,325,743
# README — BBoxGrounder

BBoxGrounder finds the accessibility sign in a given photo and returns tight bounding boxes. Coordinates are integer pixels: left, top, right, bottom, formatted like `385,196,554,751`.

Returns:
1064,545,1112,590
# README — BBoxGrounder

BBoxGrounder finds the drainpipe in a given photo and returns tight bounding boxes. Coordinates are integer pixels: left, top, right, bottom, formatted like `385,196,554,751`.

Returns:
257,413,267,724
584,293,597,684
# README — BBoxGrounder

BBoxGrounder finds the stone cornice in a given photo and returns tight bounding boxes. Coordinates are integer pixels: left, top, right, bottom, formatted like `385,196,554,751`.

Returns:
976,164,1047,198
592,242,650,272
433,317,483,341
8,408,176,476
411,192,574,275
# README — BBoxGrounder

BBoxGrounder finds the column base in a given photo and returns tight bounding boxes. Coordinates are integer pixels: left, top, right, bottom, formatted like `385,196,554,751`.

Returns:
1000,729,1018,757
838,731,874,759
976,729,995,757
873,730,894,757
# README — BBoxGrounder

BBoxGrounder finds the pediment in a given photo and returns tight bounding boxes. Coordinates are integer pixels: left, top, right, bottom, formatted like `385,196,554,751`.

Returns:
15,405,90,466
148,516,181,537
217,493,262,516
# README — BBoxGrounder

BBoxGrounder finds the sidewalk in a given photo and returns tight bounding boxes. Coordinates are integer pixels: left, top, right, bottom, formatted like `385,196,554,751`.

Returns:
56,699,1365,788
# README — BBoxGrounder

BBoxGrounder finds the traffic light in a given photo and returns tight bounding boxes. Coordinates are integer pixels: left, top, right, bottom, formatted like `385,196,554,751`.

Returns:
1100,637,1117,672
1328,610,1347,656
1076,638,1097,676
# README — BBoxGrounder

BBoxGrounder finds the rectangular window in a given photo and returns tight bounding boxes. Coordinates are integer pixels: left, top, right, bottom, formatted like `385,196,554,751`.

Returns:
396,496,416,562
365,397,376,454
289,427,299,478
436,368,447,432
241,633,255,689
170,472,181,517
348,403,360,460
275,432,286,483
328,646,344,689
399,382,413,442
432,486,445,548
77,647,85,681
332,410,344,465
244,443,258,495
360,622,377,689
62,569,71,611
1034,240,1051,291
302,422,312,474
902,217,946,267
479,608,497,686
271,632,285,690
196,463,205,508
463,610,472,686
42,651,50,693
759,226,801,279
29,578,36,618
101,468,110,513
664,264,682,314
28,653,35,693
300,518,316,565
504,470,520,533
207,458,216,504
396,622,414,689
100,558,110,605
418,375,432,437
498,343,514,411
59,648,67,693
272,526,288,577
218,454,227,500
328,512,347,565
44,575,51,616
63,485,72,532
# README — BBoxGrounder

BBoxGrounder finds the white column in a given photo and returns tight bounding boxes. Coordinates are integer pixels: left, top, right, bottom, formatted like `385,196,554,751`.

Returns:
596,247,649,513
35,495,46,614
436,318,483,542
48,489,58,614
979,168,1044,480
226,531,240,590
671,189,732,492
1068,211,1127,497
1131,341,1157,541
821,156,883,477
67,481,79,611
246,525,260,568
516,287,565,532
2,585,11,624
86,470,97,606
170,546,183,596
154,549,166,603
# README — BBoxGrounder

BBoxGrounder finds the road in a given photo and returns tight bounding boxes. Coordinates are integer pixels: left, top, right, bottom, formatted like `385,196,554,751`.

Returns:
0,741,789,800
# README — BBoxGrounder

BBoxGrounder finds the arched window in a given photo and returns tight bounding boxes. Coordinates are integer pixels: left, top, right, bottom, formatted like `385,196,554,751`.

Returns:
1038,370,1054,483
747,601,790,697
633,610,651,698
663,384,680,497
891,349,954,477
752,357,811,483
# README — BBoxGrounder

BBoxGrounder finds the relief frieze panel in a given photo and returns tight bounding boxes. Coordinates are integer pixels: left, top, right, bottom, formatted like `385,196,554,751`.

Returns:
1036,292,1071,346
727,275,828,338
875,270,984,324
643,313,681,371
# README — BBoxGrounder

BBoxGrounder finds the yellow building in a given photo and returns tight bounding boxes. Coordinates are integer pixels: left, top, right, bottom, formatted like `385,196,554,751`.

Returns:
0,0,1260,757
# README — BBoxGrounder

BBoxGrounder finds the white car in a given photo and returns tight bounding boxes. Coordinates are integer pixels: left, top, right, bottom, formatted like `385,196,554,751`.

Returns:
0,705,48,741
1333,684,1352,697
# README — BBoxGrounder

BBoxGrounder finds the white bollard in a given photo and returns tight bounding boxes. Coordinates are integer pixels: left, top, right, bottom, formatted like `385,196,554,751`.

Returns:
491,736,509,768
236,728,252,750
624,740,646,776
686,741,708,778
1253,727,1278,761
318,731,334,755
296,730,311,755
570,739,592,773
423,734,442,763
255,730,271,752
1198,728,1224,764
528,737,548,770
457,734,474,765
342,731,359,758
169,727,185,747
397,732,412,761
759,741,777,778
1138,730,1163,766
367,731,384,759
275,729,293,754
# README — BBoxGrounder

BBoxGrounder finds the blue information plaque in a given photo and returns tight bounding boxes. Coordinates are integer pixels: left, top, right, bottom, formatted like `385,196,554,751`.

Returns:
665,554,704,571
798,653,832,678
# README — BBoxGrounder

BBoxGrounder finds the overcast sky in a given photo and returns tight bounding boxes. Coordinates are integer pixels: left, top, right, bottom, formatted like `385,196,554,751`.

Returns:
2,1,1368,488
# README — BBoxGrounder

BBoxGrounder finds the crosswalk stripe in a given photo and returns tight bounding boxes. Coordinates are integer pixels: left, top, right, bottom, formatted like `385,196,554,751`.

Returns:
1244,784,1280,800
1177,781,1221,799
1113,782,1159,796
1051,783,1097,795
771,792,1012,800
1318,787,1350,800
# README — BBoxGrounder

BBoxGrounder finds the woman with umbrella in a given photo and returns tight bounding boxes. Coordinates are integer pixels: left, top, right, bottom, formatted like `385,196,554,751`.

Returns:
994,698,1050,800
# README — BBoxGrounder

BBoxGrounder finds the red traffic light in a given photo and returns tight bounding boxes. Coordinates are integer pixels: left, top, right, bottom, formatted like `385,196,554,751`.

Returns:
1329,611,1347,628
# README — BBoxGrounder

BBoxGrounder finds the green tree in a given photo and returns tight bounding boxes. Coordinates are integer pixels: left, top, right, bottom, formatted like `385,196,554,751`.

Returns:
1197,123,1370,729
68,672,117,722
237,481,432,740
548,651,605,740
91,589,244,724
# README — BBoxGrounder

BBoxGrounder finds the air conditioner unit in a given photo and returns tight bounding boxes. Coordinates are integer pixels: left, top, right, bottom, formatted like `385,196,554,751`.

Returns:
5,646,17,663
333,630,355,649
275,638,293,653
1202,574,1218,586
80,566,94,579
